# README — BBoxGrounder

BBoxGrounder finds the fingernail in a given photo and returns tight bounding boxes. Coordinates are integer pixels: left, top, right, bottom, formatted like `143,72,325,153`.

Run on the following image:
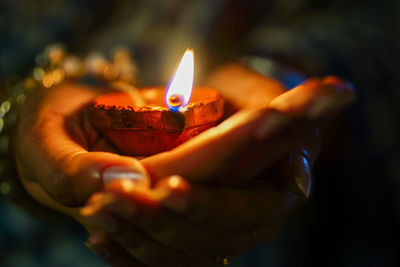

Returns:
85,236,111,260
254,112,291,140
288,175,311,199
322,76,355,94
103,166,146,185
287,152,312,198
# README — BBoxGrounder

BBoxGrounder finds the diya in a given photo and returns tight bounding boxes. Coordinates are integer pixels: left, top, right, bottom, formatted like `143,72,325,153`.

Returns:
89,50,224,156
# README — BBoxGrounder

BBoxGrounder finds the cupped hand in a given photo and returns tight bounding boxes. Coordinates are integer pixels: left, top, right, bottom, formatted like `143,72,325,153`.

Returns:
15,62,355,266
81,65,354,266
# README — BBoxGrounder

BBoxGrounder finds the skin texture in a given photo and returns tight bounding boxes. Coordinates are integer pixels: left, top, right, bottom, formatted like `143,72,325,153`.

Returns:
15,63,355,266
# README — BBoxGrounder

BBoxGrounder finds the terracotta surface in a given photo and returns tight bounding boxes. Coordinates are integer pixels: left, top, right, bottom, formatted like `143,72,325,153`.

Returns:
90,87,224,156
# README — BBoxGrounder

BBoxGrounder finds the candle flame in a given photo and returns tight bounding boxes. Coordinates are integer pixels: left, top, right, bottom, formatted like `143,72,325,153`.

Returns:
166,49,194,111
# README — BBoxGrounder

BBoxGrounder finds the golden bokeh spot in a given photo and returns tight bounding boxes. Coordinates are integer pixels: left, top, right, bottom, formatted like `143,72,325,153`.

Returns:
49,48,65,64
16,94,26,104
42,74,54,88
0,182,10,195
33,67,45,81
52,69,65,84
1,101,11,114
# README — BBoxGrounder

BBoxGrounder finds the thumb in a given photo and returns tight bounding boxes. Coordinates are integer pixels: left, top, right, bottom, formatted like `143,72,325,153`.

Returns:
62,152,150,206
17,149,150,207
15,82,149,209
16,119,150,207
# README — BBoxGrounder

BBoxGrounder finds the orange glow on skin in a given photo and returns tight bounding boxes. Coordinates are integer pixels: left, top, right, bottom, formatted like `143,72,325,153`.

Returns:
168,176,181,188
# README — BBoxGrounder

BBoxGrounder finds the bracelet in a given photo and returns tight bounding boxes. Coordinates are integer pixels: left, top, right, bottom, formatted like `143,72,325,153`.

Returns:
0,44,139,199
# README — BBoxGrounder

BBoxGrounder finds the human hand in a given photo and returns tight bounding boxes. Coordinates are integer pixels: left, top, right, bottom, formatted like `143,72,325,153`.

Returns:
142,64,352,187
11,75,280,266
14,83,151,217
81,64,355,265
15,62,354,266
12,63,307,209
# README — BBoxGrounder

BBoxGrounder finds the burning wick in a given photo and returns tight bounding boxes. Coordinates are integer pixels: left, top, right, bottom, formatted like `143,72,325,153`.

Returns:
166,49,194,112
167,94,183,108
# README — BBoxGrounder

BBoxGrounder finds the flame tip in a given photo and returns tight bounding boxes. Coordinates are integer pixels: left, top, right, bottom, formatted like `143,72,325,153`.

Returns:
165,49,195,110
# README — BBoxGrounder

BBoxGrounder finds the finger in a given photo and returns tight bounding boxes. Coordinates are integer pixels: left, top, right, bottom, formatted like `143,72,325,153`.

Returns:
284,129,320,198
108,217,216,267
142,108,291,185
16,83,150,207
17,147,149,207
269,76,355,119
262,128,320,199
85,232,148,267
99,177,292,257
92,183,253,259
82,197,217,267
289,151,313,198
142,77,354,185
158,176,302,233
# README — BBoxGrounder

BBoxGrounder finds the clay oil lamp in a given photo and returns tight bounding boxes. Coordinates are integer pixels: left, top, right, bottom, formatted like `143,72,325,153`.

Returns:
89,50,224,156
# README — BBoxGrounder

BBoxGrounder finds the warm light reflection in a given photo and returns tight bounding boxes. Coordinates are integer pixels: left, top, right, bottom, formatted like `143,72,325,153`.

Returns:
165,49,194,111
168,176,181,188
121,179,134,192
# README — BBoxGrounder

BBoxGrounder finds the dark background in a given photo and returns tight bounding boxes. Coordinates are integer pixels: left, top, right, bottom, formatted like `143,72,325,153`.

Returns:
0,0,399,266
